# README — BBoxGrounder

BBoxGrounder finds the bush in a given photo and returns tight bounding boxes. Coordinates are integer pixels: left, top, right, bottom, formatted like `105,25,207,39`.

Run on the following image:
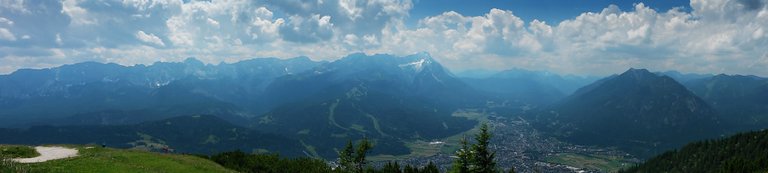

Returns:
209,150,332,173
0,145,40,158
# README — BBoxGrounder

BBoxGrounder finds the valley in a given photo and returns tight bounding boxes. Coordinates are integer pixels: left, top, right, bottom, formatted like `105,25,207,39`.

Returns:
369,109,639,172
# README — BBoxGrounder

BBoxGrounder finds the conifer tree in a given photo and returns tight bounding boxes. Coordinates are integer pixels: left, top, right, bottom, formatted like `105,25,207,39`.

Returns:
423,161,440,173
450,123,499,173
471,123,497,173
404,164,418,173
339,140,356,172
355,137,373,172
450,135,472,173
382,161,402,173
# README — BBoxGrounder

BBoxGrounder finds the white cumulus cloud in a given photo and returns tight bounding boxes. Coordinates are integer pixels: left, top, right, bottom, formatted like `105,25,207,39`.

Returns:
135,30,165,47
61,0,96,25
0,28,16,41
0,0,767,77
0,17,13,26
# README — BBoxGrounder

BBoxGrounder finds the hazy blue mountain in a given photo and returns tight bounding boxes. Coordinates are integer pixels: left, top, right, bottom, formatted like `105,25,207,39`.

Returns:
468,68,597,95
0,115,304,156
655,70,714,83
0,57,323,127
255,53,479,158
491,69,598,95
462,76,563,108
683,74,768,131
460,68,598,111
454,69,500,78
534,68,724,158
0,53,484,158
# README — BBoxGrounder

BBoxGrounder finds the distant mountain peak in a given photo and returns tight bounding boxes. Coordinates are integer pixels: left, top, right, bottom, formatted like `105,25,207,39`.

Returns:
542,68,722,158
622,68,652,75
289,56,312,61
401,53,444,74
414,51,431,57
617,68,659,82
332,53,443,75
398,56,433,72
711,73,762,80
183,57,204,66
410,52,434,61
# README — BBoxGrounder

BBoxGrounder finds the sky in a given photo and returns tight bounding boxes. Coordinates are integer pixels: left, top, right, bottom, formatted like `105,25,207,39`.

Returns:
0,0,767,76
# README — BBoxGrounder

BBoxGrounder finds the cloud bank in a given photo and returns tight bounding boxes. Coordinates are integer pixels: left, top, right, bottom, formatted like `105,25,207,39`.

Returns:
0,0,766,76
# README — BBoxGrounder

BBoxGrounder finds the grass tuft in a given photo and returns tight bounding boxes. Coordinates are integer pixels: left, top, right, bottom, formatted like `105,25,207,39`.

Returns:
0,145,41,158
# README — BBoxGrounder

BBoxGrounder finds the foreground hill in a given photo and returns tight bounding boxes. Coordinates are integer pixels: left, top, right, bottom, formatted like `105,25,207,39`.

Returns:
620,130,768,173
1,145,233,173
534,68,724,158
0,115,303,156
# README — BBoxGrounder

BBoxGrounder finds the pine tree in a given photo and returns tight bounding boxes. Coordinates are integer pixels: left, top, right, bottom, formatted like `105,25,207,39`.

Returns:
403,164,419,173
382,161,402,173
471,123,497,173
423,161,440,173
450,135,472,173
339,140,356,172
355,137,373,172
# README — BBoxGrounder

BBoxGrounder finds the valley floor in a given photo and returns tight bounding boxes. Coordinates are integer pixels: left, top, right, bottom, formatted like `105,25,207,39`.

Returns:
371,109,640,173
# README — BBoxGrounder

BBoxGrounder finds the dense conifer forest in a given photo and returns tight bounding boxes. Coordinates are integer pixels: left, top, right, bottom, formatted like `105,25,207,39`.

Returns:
620,130,768,173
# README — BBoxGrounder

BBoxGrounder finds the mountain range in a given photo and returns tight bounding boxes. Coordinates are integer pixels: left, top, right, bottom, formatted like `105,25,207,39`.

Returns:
0,57,323,127
1,52,768,161
0,53,487,158
254,53,482,157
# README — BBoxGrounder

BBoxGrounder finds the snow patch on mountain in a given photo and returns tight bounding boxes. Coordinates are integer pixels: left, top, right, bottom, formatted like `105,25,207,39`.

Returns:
398,58,432,73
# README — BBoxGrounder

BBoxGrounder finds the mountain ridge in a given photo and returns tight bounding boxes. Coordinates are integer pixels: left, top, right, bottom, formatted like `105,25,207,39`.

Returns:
683,73,768,132
255,53,479,158
534,68,724,158
0,56,324,127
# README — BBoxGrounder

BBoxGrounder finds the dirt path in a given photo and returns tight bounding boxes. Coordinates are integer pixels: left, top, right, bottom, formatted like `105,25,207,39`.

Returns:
12,146,78,163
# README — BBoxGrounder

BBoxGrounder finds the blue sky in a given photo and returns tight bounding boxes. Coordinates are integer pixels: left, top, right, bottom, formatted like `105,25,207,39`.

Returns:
0,0,767,76
410,0,691,24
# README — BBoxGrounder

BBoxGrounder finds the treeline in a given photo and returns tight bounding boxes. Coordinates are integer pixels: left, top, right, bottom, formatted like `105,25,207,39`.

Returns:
203,123,515,173
201,150,331,172
619,130,768,173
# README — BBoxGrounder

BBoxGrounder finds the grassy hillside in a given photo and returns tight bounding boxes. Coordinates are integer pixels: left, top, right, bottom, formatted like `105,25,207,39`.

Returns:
3,145,233,173
0,115,304,156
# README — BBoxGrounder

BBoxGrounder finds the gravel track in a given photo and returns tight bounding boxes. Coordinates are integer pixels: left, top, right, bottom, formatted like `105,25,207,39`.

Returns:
12,146,78,163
